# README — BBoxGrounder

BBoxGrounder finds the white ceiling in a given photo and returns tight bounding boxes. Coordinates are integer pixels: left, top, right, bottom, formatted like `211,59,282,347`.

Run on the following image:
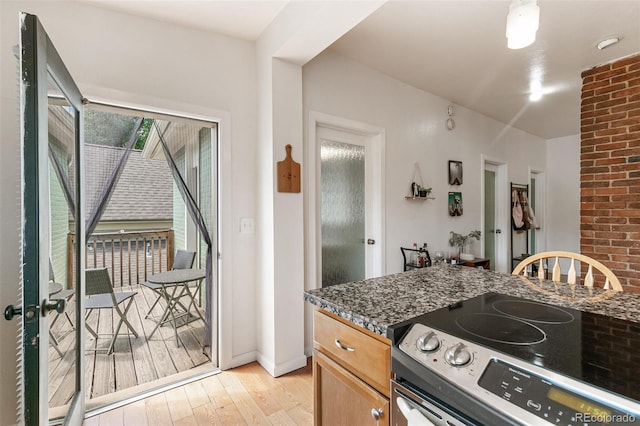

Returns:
80,0,640,139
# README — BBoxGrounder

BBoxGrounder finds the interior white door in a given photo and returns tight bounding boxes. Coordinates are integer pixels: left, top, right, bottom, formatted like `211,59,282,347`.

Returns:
317,126,382,286
483,161,507,273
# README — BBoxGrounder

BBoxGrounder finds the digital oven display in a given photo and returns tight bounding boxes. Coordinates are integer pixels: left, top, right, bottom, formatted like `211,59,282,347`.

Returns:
547,387,611,420
478,359,627,425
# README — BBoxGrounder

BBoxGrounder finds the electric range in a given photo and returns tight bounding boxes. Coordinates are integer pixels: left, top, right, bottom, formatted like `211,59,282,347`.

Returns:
387,292,640,426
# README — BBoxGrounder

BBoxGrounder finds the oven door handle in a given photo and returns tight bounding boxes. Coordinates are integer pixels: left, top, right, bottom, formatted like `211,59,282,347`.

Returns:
396,396,436,426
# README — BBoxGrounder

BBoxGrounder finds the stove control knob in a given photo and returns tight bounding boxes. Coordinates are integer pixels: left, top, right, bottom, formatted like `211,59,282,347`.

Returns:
417,331,440,352
445,343,472,366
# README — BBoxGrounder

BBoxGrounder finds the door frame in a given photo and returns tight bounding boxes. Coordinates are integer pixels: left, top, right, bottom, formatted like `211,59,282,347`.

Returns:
20,12,86,424
306,111,386,293
481,156,508,273
528,168,546,254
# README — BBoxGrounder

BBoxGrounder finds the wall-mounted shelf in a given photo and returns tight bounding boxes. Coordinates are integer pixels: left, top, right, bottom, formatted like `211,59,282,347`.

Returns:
405,196,435,201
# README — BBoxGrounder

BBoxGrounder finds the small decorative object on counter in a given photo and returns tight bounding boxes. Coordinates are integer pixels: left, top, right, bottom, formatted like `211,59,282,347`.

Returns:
449,230,481,261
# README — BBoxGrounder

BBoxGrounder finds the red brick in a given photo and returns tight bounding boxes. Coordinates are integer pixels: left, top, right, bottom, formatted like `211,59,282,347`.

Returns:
593,187,627,195
612,194,640,202
613,69,640,83
611,87,640,99
594,231,627,239
594,171,626,179
611,148,640,157
582,223,612,231
612,209,640,217
584,79,612,92
612,99,640,110
594,202,627,210
612,131,640,142
582,195,612,203
596,98,628,110
596,67,628,81
595,127,629,137
611,178,640,187
581,181,610,188
612,55,640,70
582,166,611,174
612,224,640,232
594,217,627,224
595,142,628,152
581,122,610,133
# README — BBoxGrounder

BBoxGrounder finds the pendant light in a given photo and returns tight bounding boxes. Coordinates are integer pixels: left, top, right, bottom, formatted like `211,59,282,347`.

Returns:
506,0,540,49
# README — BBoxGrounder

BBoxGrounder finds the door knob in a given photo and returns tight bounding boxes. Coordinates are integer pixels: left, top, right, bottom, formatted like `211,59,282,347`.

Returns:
495,229,502,234
367,239,376,245
42,298,66,315
4,305,22,321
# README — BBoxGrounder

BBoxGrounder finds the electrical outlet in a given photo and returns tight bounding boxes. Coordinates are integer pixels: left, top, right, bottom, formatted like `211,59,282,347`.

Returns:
240,217,255,234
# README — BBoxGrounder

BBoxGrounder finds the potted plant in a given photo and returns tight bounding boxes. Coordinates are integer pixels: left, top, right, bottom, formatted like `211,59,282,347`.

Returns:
449,230,481,261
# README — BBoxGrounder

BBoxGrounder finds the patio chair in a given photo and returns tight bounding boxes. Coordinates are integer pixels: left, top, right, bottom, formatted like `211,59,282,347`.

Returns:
142,249,196,318
49,260,74,357
85,268,138,355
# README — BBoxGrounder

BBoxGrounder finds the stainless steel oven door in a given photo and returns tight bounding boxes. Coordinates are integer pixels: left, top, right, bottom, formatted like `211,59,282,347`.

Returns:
391,380,478,426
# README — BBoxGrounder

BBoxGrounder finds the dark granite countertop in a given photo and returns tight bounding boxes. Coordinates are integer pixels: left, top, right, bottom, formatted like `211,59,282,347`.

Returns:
304,265,640,337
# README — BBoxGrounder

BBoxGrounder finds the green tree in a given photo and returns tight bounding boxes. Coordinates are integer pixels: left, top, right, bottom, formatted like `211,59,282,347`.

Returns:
134,118,154,150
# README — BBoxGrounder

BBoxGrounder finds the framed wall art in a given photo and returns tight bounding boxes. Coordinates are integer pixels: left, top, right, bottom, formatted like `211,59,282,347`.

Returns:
448,192,463,216
448,160,463,185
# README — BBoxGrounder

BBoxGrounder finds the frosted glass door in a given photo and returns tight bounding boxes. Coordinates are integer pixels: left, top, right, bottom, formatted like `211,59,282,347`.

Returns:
320,140,365,287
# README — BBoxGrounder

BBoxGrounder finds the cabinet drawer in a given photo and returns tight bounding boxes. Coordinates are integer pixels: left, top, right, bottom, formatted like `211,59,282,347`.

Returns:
313,310,390,397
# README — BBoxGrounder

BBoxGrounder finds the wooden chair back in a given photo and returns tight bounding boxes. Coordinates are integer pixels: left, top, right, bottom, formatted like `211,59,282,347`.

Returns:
512,251,623,291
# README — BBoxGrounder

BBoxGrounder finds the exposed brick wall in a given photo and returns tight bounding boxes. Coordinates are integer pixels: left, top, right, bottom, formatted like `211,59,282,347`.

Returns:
581,53,640,293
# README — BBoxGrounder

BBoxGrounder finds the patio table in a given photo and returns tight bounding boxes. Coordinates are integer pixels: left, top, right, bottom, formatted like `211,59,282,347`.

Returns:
146,268,205,346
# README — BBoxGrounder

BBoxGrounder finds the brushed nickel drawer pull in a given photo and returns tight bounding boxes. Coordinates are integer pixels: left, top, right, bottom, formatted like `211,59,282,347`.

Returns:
335,339,355,352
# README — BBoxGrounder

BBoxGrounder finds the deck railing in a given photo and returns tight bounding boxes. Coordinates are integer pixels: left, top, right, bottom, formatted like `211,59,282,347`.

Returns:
68,229,174,288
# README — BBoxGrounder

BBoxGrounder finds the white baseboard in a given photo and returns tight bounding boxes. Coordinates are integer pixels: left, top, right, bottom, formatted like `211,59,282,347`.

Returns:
225,350,257,370
257,352,308,377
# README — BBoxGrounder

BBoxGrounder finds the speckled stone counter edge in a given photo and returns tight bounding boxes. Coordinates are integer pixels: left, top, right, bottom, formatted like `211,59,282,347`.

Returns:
304,266,640,337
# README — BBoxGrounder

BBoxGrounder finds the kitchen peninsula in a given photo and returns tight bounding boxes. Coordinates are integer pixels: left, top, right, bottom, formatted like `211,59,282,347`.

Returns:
305,266,640,425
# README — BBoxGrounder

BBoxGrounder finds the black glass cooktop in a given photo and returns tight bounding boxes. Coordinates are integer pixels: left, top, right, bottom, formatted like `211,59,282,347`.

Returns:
397,292,640,402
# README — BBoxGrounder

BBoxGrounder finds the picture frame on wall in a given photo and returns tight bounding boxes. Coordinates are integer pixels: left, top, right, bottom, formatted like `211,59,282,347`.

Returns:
448,192,463,216
449,160,463,185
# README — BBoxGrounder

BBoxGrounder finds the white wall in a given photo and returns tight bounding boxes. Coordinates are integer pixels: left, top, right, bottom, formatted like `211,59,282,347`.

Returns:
546,135,581,253
302,50,547,279
0,2,258,422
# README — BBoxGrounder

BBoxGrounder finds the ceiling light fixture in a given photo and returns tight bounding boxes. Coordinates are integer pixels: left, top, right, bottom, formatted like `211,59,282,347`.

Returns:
597,36,620,50
506,0,540,50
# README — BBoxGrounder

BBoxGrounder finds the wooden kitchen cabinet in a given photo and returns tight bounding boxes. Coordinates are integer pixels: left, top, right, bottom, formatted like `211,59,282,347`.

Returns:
313,309,391,425
314,350,389,425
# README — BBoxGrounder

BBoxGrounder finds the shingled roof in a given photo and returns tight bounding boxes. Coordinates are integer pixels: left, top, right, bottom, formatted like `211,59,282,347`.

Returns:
85,144,172,222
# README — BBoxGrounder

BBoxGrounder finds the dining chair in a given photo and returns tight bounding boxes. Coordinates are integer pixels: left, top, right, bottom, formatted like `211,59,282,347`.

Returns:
85,267,138,355
512,251,623,291
142,249,196,318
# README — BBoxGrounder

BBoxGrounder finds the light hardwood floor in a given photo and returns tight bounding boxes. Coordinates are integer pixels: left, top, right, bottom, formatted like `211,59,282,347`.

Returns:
49,284,209,407
82,359,313,425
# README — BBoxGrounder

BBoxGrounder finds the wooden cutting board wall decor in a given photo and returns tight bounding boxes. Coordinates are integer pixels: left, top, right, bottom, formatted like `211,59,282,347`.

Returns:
277,144,301,193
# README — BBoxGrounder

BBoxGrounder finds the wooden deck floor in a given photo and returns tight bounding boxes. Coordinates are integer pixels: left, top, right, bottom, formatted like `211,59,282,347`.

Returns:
48,284,210,409
83,359,313,425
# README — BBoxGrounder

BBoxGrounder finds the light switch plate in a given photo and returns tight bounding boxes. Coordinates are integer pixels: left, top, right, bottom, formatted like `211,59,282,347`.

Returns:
240,217,255,234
